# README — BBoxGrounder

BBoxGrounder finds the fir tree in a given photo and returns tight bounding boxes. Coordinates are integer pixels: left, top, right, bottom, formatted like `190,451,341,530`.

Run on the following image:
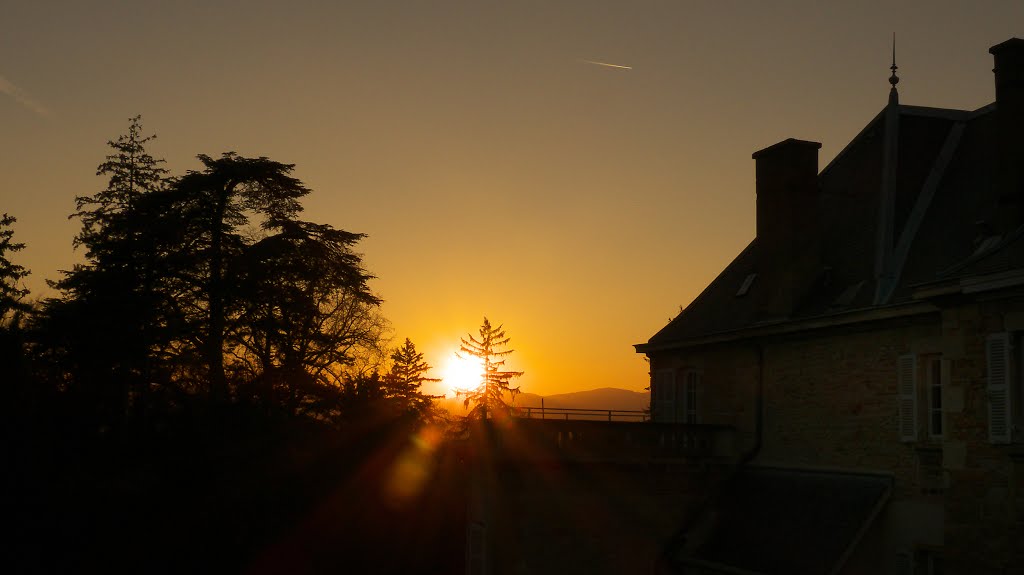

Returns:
458,317,523,419
72,115,169,254
0,213,29,319
385,338,441,417
46,116,172,423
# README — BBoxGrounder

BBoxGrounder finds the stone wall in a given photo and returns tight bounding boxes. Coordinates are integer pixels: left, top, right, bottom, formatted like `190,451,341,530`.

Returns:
651,343,761,454
758,317,936,491
648,298,1024,572
941,297,1024,573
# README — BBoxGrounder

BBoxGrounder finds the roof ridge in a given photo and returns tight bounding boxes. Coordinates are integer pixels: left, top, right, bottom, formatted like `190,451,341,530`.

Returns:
880,120,966,302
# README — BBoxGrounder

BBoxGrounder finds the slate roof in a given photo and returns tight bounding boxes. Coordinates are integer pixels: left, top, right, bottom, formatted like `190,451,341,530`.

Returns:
639,96,1018,349
674,467,892,575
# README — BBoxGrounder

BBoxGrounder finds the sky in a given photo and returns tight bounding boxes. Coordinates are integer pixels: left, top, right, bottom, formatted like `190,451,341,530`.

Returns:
2,1,1021,397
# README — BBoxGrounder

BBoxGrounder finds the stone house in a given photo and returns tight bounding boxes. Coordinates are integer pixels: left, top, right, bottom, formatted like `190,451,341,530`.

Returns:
635,38,1024,574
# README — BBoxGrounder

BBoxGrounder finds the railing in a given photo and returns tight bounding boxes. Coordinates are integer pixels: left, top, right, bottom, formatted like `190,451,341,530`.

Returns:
476,417,737,462
513,406,649,422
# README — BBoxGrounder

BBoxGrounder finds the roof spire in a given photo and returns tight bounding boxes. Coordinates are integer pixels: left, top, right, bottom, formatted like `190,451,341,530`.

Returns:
889,33,900,92
876,32,901,303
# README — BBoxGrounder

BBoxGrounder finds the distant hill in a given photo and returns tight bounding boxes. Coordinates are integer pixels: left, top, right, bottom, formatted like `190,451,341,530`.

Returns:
437,387,648,417
517,388,649,411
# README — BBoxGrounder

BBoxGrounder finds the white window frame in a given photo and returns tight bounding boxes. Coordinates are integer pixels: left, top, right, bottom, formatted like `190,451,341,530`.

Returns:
897,547,942,575
926,357,948,439
895,550,914,575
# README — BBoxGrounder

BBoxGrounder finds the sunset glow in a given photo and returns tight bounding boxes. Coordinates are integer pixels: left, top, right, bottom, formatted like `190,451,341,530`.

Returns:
441,353,484,397
3,3,1020,572
3,2,1016,397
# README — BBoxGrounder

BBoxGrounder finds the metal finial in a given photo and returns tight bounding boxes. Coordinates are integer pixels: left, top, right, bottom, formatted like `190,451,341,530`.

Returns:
889,33,899,88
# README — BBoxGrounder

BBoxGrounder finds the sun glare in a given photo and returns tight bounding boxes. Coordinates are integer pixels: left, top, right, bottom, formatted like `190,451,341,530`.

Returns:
441,353,484,397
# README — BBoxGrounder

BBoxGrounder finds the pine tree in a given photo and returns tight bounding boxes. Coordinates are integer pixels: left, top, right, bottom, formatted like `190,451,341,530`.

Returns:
0,213,29,320
72,115,168,255
46,116,172,423
0,214,31,432
385,338,441,417
458,317,523,420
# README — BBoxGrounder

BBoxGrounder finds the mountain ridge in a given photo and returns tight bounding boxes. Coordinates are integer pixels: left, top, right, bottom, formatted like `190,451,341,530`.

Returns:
439,387,648,416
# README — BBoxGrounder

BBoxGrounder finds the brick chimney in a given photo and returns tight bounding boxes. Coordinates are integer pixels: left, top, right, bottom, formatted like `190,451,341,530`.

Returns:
752,138,822,317
990,38,1024,228
753,138,822,253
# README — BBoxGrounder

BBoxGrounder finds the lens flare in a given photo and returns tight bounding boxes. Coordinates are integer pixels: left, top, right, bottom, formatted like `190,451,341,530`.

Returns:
384,425,443,508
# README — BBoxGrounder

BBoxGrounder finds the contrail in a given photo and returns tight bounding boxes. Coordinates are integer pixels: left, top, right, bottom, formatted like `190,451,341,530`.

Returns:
0,74,52,118
582,59,632,70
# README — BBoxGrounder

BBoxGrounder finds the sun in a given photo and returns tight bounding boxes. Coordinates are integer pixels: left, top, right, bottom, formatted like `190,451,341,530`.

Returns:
441,353,484,397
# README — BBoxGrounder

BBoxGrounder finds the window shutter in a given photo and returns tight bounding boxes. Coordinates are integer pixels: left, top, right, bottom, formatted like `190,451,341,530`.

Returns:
934,358,951,438
987,333,1012,444
897,354,917,442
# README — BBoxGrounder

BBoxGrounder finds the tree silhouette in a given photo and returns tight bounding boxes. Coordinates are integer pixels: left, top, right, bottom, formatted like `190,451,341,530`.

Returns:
130,151,388,413
4,119,470,575
43,116,174,424
40,118,388,425
458,317,523,420
0,213,30,412
72,115,169,253
164,153,314,400
0,214,29,320
230,220,386,415
385,338,442,418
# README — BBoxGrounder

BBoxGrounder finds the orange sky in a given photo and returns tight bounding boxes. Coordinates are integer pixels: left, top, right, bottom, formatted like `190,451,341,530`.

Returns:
2,2,1021,396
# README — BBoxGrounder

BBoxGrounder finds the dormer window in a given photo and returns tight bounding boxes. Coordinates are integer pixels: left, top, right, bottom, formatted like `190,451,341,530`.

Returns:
972,234,1002,257
736,273,757,297
832,281,866,309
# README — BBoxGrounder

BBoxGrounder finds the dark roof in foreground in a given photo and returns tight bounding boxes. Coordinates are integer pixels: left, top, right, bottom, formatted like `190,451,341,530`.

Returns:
676,466,892,575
